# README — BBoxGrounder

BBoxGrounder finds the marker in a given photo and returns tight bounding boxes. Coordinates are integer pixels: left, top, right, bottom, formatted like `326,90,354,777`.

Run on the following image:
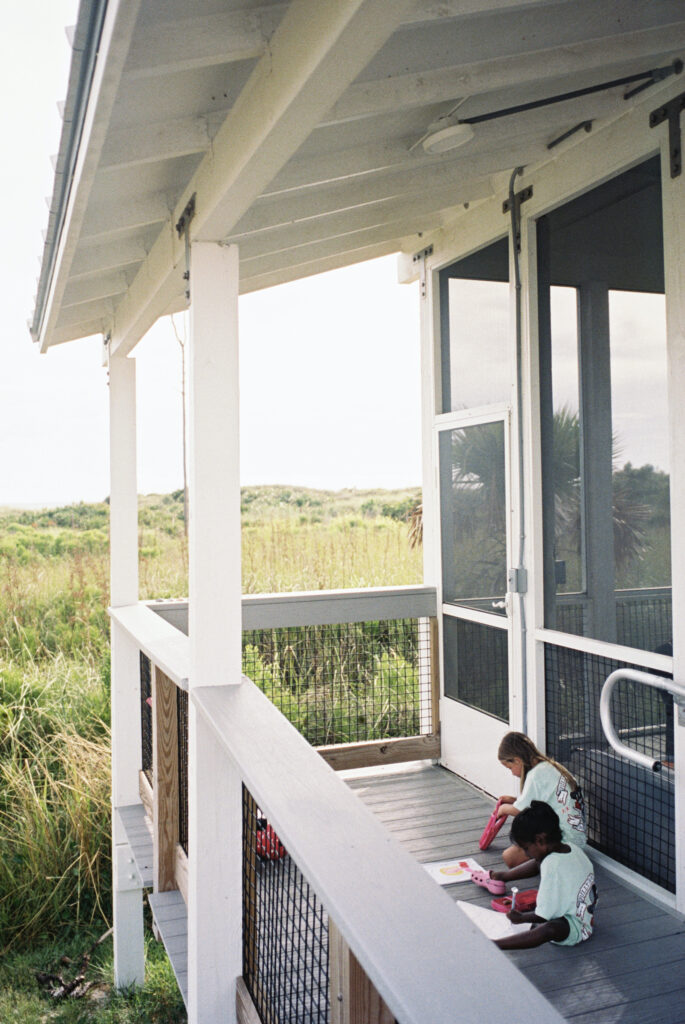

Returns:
511,887,518,912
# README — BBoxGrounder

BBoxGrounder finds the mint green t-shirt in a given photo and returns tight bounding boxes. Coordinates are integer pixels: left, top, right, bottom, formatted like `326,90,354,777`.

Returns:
536,844,596,945
514,760,587,848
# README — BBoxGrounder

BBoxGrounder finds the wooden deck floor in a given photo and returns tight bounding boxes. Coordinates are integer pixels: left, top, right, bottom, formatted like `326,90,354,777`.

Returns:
346,763,685,1024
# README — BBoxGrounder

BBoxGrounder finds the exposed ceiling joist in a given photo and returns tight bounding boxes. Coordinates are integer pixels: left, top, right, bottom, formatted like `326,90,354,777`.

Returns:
81,192,170,242
110,0,418,356
124,4,285,79
322,23,685,126
69,236,150,280
62,272,130,308
99,114,221,170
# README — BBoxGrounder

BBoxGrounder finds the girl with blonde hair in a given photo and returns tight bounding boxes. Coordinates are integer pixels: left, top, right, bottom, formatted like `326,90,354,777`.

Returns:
494,731,586,867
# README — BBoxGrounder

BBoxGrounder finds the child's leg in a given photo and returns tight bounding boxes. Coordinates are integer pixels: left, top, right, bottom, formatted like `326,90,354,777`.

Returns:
502,844,530,868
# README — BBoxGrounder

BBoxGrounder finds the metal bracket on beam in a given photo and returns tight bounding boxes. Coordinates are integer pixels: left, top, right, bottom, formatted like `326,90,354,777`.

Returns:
413,244,433,298
503,185,532,252
650,93,685,178
175,193,197,239
502,185,532,216
176,193,197,302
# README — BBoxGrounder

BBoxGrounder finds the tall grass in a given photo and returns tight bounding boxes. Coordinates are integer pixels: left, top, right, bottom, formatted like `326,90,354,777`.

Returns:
0,487,422,957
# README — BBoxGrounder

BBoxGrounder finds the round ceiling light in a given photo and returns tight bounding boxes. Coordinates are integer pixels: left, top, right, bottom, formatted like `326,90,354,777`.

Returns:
422,122,474,155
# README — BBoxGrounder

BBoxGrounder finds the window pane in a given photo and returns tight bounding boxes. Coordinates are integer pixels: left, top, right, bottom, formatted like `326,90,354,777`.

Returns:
439,238,510,413
443,616,509,722
538,157,671,653
439,421,507,614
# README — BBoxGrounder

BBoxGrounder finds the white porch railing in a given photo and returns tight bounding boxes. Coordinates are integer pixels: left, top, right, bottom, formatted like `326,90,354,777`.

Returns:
110,597,562,1024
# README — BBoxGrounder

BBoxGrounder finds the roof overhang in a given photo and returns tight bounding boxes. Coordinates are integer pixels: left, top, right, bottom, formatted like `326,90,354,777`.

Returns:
32,0,685,355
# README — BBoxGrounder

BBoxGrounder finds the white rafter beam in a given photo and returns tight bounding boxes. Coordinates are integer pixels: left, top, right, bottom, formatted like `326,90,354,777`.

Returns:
123,0,564,80
99,113,226,170
240,210,448,278
70,236,150,280
234,177,494,263
80,193,170,243
322,22,685,126
124,5,285,78
110,0,418,356
62,271,130,308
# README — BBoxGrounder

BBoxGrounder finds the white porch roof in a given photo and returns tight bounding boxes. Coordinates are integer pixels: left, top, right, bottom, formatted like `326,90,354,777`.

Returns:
32,0,685,355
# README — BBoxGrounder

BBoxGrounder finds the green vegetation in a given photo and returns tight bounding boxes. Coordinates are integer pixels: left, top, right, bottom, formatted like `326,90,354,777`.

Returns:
0,486,421,1021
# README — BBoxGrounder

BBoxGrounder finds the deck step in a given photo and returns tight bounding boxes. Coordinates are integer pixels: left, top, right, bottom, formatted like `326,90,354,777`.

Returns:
116,803,154,887
148,890,188,1007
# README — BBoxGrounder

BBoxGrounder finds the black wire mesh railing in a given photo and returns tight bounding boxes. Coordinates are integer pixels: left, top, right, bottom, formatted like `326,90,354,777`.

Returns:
545,643,675,891
443,616,509,722
243,786,329,1024
616,593,672,653
242,618,432,746
554,589,672,653
178,688,189,855
140,652,153,785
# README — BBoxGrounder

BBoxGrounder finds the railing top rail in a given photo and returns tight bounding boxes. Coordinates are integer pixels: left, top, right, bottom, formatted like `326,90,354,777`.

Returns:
600,668,685,771
192,678,562,1024
110,603,189,689
148,585,438,632
242,584,437,629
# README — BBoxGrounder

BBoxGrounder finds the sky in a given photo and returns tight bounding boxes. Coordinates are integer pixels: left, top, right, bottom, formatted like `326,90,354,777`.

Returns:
0,1,422,508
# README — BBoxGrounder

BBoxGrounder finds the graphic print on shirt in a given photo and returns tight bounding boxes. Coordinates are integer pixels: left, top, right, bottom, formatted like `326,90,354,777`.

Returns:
575,873,597,941
555,775,585,836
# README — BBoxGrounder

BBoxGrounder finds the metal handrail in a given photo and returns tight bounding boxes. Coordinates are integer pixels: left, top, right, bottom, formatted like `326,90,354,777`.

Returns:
600,668,685,771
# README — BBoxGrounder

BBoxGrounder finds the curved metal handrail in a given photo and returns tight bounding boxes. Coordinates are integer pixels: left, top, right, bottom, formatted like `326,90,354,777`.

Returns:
600,668,685,772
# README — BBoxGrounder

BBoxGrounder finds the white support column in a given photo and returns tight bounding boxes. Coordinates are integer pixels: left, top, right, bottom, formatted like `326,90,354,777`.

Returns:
109,352,145,988
187,242,243,1024
661,147,685,915
188,242,242,685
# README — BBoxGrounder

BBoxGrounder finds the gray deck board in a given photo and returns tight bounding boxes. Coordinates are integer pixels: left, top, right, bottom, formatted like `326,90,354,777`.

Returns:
116,803,154,888
348,763,685,1024
148,890,188,1008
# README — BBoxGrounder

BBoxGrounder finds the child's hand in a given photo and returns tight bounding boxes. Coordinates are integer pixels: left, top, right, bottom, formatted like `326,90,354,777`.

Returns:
498,795,516,804
507,909,526,924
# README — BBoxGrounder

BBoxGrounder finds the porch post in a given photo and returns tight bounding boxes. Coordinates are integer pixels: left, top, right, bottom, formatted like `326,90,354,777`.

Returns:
661,150,685,914
109,351,145,988
187,242,243,1024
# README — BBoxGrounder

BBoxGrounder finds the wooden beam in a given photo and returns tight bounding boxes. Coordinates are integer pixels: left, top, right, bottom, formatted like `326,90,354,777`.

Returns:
152,667,180,893
238,212,447,278
70,236,149,279
318,734,440,772
236,979,263,1024
232,167,493,240
123,0,560,81
110,0,416,355
240,238,404,295
175,844,188,905
323,22,685,126
99,113,224,170
80,192,170,243
139,769,153,821
62,271,129,307
124,5,285,78
329,921,394,1024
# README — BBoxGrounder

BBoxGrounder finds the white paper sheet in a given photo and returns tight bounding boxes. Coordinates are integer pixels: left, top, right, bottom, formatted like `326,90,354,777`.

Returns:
423,856,483,885
456,900,532,940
